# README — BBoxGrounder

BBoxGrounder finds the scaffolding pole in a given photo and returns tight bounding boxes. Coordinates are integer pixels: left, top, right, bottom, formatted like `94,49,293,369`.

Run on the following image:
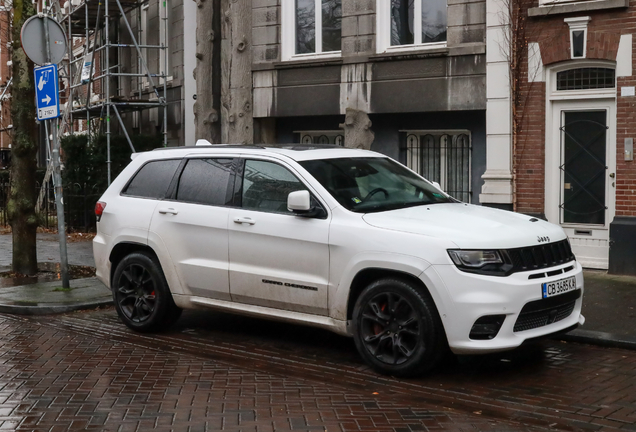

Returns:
52,0,169,182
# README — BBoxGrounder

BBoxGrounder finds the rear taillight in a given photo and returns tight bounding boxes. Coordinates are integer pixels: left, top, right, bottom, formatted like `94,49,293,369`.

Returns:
95,201,107,222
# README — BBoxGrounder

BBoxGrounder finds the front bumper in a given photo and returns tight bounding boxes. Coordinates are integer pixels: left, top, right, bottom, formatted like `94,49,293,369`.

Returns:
425,260,584,354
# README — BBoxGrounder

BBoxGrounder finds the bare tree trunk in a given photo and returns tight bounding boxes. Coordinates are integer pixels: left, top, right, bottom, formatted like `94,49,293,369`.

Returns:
194,0,221,142
221,0,252,144
340,108,374,150
9,0,38,275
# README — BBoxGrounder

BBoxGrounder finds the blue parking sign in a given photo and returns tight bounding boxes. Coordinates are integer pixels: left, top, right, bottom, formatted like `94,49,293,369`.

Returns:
34,64,60,120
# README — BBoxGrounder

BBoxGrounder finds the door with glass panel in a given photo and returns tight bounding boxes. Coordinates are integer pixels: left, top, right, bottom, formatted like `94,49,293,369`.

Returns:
551,100,616,269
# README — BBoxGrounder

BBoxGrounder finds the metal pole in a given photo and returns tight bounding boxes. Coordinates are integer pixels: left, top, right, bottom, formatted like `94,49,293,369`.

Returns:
86,2,90,135
112,106,135,152
45,114,70,288
44,3,70,288
162,0,168,147
51,119,70,288
106,0,111,185
41,4,70,288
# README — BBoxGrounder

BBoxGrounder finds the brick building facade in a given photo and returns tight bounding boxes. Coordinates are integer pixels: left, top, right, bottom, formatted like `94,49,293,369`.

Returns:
514,0,635,273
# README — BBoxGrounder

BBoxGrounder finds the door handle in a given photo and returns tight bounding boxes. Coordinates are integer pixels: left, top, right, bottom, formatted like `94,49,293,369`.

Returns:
233,216,255,225
158,208,179,215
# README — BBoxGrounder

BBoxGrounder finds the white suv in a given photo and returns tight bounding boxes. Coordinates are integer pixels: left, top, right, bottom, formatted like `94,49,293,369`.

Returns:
93,143,584,377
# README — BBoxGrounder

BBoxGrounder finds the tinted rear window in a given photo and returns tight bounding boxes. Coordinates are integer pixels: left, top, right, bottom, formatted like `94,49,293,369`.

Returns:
176,158,234,206
123,159,181,199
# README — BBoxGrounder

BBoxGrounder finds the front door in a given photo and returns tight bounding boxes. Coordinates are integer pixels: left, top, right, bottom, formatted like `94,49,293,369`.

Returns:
548,100,616,269
228,158,330,315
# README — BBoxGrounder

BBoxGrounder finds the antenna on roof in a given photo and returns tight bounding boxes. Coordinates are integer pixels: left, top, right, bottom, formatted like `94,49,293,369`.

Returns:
195,139,212,146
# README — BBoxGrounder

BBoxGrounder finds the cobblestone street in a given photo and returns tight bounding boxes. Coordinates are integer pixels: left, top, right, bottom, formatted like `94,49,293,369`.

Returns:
0,308,634,431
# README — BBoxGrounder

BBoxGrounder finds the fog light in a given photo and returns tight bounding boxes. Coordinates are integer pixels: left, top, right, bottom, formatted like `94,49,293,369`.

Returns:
469,315,506,340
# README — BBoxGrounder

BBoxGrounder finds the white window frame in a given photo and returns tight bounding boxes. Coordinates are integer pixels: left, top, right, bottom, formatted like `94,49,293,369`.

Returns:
159,0,173,83
539,0,588,6
281,0,342,61
376,0,447,54
547,60,616,100
140,2,150,90
565,16,590,60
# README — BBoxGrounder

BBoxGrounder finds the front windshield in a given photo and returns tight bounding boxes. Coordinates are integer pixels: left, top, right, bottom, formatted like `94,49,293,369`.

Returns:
299,157,454,213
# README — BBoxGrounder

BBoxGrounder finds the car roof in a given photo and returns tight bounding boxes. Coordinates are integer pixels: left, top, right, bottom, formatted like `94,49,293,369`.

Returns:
144,143,383,162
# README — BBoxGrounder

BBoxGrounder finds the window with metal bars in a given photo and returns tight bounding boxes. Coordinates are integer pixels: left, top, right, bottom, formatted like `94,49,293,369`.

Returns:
402,131,471,202
294,130,344,146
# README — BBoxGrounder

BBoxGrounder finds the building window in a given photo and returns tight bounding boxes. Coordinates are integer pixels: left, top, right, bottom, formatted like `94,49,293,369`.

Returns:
556,68,615,91
377,0,447,53
295,130,344,146
282,0,342,60
564,16,590,60
403,131,471,202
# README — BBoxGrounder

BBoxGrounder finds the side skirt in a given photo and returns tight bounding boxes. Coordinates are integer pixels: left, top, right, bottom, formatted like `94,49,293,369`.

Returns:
173,294,351,337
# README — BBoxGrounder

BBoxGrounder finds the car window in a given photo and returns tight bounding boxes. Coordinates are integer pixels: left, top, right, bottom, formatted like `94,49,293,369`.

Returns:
123,159,181,199
176,158,234,206
241,160,306,214
299,157,453,213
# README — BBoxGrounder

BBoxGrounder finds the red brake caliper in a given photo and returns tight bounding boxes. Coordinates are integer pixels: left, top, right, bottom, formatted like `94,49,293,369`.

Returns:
373,303,387,335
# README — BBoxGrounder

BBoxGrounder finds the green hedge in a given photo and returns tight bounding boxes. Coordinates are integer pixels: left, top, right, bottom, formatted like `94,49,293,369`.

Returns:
61,133,163,190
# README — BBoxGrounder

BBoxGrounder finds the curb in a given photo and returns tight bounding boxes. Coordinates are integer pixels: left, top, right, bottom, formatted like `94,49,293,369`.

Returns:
0,298,113,316
558,329,636,351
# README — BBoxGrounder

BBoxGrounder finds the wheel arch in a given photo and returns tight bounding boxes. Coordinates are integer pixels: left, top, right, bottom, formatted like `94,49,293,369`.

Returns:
109,242,158,284
346,268,439,322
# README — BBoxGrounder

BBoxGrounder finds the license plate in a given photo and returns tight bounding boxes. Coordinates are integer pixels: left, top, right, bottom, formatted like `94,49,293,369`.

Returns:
542,276,577,299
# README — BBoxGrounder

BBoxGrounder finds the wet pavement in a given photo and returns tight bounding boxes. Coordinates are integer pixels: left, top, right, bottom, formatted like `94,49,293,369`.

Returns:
1,233,636,430
0,307,635,431
0,233,95,270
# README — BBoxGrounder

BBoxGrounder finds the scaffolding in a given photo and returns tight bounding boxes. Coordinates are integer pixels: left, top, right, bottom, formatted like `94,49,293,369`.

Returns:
49,0,169,184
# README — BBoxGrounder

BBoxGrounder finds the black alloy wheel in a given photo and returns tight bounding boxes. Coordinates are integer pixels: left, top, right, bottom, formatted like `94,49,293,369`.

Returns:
112,251,181,332
359,291,420,365
116,263,157,324
353,278,446,377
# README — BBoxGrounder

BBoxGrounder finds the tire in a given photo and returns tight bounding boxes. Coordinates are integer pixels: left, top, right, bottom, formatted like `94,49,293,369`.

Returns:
111,251,181,332
352,278,447,377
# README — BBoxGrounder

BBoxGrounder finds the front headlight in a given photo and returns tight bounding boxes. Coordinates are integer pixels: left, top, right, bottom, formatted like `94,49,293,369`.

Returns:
448,250,502,268
447,249,513,276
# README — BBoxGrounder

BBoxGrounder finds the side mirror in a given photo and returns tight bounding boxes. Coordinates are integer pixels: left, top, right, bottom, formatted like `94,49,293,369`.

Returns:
288,190,325,218
288,190,312,212
432,181,443,192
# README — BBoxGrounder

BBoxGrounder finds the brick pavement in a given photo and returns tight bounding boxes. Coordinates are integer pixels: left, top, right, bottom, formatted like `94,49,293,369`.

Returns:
1,308,634,431
0,312,551,432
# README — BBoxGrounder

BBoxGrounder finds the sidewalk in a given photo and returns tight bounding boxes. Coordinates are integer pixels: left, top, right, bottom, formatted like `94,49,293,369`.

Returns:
561,270,636,350
0,232,635,349
0,233,112,315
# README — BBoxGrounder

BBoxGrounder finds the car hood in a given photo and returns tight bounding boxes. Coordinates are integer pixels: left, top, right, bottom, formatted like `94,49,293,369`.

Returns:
362,203,567,249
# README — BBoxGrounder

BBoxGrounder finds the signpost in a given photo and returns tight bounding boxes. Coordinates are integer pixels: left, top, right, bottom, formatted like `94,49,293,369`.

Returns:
21,13,69,288
34,64,60,120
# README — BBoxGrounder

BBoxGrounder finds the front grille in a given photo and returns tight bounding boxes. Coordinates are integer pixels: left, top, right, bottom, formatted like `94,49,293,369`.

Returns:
505,239,575,273
513,289,580,332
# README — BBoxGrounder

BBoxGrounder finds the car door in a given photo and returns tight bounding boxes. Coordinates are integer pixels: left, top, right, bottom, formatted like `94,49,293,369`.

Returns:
228,158,330,315
149,157,236,300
